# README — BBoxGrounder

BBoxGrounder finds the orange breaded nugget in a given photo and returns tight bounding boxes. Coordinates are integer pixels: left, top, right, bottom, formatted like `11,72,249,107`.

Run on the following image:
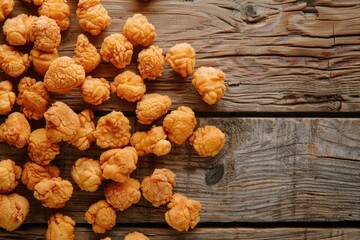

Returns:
0,80,16,115
0,159,22,194
68,109,96,151
110,71,146,102
21,161,60,191
46,213,75,240
100,34,133,69
28,128,60,165
30,48,59,76
123,13,156,47
0,112,31,148
85,200,116,234
189,125,225,157
38,0,70,31
0,193,29,231
30,16,61,52
73,34,101,73
138,45,164,80
124,232,149,240
3,14,37,46
71,158,102,192
81,76,110,105
0,45,30,77
165,43,195,77
136,93,171,125
0,0,14,22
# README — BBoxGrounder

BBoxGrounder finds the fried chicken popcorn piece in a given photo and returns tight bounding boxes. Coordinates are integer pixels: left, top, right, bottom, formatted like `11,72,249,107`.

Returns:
71,158,102,192
73,34,101,73
101,238,111,240
0,0,14,21
136,93,171,125
0,159,22,194
44,101,81,143
0,80,15,115
0,112,31,148
100,147,138,183
3,14,37,46
100,34,133,69
38,0,70,31
130,125,171,157
165,193,201,232
21,161,60,191
141,168,176,207
85,200,116,234
104,178,141,211
93,111,131,149
123,13,156,47
0,45,30,77
110,71,146,102
76,0,110,36
124,232,149,240
163,106,196,145
30,48,59,76
44,56,86,94
189,125,225,157
30,16,61,52
46,213,75,240
81,76,110,105
28,128,60,165
138,45,164,80
0,193,29,231
68,109,96,151
34,177,73,208
16,77,50,120
165,43,195,77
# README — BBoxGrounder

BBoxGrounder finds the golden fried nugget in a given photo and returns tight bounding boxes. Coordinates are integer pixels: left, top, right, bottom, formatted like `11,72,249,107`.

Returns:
124,232,149,240
138,45,164,80
101,238,112,240
0,193,29,231
38,0,70,31
104,178,141,211
21,161,60,191
110,71,146,102
68,109,96,151
85,200,116,234
0,112,31,148
76,0,110,35
44,101,81,143
136,93,171,125
30,16,61,52
0,0,14,22
17,77,50,120
93,111,131,149
71,158,102,192
0,45,30,77
0,159,22,194
46,213,75,240
73,34,101,73
34,177,73,208
100,147,138,183
165,193,201,232
28,128,60,165
44,56,86,94
81,76,110,105
30,48,59,75
165,43,195,77
100,34,133,69
123,13,156,47
3,14,37,46
141,168,176,207
130,125,171,157
189,125,225,157
0,80,15,115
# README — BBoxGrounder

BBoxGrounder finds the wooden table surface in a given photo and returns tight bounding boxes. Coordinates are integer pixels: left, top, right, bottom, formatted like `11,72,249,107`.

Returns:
1,0,360,239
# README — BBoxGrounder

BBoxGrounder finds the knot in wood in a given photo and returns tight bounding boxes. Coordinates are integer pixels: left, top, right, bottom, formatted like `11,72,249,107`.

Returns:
205,164,224,185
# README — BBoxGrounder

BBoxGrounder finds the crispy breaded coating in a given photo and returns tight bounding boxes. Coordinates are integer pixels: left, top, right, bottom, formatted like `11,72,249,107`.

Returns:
3,14,37,46
44,101,81,143
192,67,226,105
165,193,201,232
130,125,171,157
93,111,131,149
85,200,116,234
81,76,110,105
165,43,195,77
71,158,102,192
136,93,171,125
46,213,75,240
22,0,44,5
30,48,59,75
0,80,15,115
44,56,86,94
21,161,60,191
100,147,138,183
104,178,141,211
138,45,164,80
163,106,196,145
110,71,146,102
30,16,61,52
189,125,225,157
76,0,110,36
0,0,14,22
68,109,96,151
0,159,22,194
0,44,30,77
0,193,29,231
28,128,60,165
73,34,101,73
16,77,50,120
0,112,31,148
101,238,112,240
100,34,133,69
141,168,176,207
38,0,70,31
124,232,149,240
123,13,156,47
34,177,73,208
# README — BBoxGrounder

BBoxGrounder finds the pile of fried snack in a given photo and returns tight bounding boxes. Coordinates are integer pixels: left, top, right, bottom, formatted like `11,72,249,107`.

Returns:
0,0,227,239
